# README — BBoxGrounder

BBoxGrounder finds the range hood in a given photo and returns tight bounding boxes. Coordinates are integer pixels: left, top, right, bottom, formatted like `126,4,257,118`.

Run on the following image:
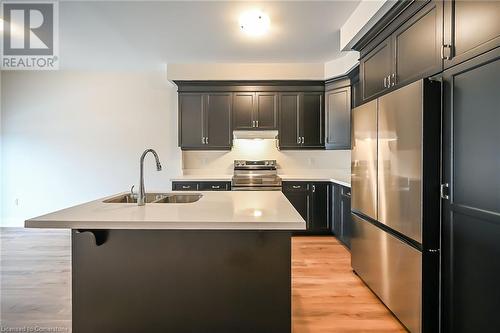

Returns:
233,130,278,140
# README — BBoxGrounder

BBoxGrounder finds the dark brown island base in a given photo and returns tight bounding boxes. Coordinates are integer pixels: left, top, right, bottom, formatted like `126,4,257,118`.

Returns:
72,229,291,333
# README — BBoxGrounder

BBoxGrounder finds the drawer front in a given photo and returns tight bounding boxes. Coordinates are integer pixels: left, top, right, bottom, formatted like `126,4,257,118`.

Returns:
199,182,231,191
282,182,310,192
172,182,199,191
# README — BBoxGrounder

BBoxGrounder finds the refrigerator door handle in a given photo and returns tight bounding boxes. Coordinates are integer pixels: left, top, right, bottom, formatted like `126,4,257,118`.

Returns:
440,183,450,200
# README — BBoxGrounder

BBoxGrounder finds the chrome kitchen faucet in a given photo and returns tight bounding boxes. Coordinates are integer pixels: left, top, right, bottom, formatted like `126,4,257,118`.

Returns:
138,149,162,206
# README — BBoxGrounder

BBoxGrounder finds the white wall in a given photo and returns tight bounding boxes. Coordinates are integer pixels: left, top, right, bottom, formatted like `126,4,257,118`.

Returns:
182,139,351,176
1,70,181,227
167,63,325,81
324,52,360,80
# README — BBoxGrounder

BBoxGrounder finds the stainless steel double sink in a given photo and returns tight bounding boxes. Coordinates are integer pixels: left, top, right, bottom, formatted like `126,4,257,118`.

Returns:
103,193,202,204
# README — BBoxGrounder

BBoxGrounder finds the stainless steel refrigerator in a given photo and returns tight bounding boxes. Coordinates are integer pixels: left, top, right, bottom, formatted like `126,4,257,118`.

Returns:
351,79,441,333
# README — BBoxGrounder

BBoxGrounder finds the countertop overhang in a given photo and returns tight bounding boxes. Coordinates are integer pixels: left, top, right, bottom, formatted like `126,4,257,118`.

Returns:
170,172,351,188
25,191,306,230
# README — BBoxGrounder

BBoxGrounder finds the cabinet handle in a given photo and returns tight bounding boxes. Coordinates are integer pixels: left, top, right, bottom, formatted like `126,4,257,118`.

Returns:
256,120,259,127
297,137,300,144
182,186,190,189
383,76,387,88
292,185,301,189
201,137,204,144
391,73,396,87
206,137,208,144
441,44,453,60
312,185,316,193
387,75,391,88
301,137,304,144
211,185,220,189
440,183,450,200
252,120,255,127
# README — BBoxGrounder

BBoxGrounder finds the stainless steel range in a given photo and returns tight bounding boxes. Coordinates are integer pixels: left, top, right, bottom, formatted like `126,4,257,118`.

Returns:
231,160,282,191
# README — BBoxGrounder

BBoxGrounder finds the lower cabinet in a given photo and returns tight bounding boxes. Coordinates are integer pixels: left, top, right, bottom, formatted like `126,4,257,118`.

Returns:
282,181,330,234
172,181,231,191
331,184,352,249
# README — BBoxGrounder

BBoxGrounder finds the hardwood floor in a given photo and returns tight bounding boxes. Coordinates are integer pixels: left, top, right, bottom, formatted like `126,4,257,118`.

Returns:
0,229,405,332
0,228,71,332
292,236,406,333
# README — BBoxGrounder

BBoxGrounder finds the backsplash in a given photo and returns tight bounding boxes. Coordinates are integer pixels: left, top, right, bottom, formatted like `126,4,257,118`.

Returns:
182,139,351,175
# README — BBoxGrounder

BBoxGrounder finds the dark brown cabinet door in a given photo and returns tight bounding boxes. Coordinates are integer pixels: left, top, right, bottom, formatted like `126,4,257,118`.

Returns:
233,92,255,130
282,183,310,223
310,183,330,232
255,92,278,129
394,0,443,86
444,0,500,68
339,186,352,249
442,49,500,333
205,93,232,149
360,39,393,101
301,92,324,148
278,93,300,148
179,93,205,149
326,87,351,150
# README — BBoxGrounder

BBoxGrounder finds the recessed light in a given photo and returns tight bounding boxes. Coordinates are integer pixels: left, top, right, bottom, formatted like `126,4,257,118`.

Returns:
239,10,270,37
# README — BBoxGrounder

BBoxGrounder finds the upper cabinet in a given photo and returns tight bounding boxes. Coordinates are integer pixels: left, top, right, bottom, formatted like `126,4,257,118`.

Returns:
178,92,232,150
175,81,324,150
233,92,255,130
301,92,324,148
278,92,324,149
325,86,351,150
356,0,500,104
358,1,443,102
233,92,278,130
361,39,393,101
205,93,233,149
444,0,500,68
255,92,278,129
278,92,300,148
324,67,357,150
393,0,443,86
178,93,205,149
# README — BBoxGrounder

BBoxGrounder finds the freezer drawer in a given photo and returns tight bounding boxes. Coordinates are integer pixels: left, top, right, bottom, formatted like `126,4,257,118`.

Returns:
351,214,422,333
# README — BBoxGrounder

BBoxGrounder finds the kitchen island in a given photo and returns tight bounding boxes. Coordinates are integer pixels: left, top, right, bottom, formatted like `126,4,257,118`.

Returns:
26,191,305,333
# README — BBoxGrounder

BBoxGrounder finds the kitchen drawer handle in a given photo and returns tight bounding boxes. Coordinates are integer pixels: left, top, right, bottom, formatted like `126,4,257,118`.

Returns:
211,185,221,189
182,186,190,189
292,185,301,189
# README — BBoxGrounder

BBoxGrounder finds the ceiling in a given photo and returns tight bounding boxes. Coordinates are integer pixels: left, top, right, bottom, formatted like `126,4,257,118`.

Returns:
59,1,361,70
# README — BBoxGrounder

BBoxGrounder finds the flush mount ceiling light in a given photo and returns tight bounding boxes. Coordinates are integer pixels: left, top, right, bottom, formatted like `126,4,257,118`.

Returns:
239,10,270,37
